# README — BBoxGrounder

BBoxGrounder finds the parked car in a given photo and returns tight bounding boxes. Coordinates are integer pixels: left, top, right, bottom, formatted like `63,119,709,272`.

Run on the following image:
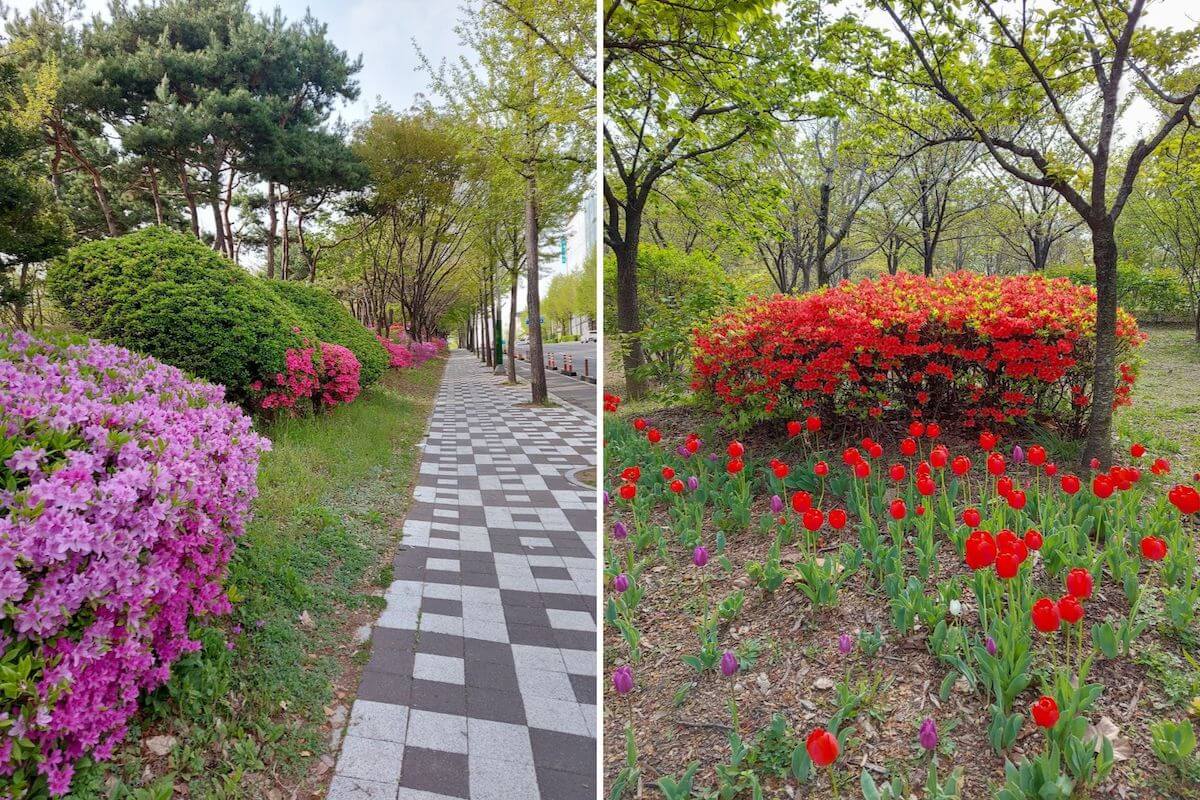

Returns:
581,330,598,343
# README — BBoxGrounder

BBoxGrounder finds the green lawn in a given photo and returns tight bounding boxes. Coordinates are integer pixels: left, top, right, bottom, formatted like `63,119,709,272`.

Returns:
68,358,447,800
1117,325,1200,476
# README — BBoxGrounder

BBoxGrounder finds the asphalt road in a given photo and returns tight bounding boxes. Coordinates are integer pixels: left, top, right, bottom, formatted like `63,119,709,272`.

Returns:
511,341,598,416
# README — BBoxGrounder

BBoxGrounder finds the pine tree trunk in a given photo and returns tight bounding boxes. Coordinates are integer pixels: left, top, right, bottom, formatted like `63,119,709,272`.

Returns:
266,182,278,279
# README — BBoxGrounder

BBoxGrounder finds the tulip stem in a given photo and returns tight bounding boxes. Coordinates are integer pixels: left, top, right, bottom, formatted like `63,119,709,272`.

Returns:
829,766,840,799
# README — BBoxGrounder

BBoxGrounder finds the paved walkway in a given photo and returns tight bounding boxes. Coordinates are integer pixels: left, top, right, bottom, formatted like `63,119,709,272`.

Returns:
328,351,597,800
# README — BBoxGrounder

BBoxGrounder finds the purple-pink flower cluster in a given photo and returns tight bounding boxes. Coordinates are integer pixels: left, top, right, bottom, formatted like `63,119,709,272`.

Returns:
0,331,269,796
255,345,321,411
376,329,446,369
319,342,362,407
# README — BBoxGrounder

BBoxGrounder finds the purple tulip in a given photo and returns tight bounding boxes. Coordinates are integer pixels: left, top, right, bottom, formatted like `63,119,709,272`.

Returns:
603,491,610,507
686,476,699,491
707,453,719,462
1012,445,1025,464
770,494,784,514
720,650,739,677
838,633,854,656
692,545,709,567
614,573,630,593
919,717,938,750
676,445,692,458
985,636,998,656
612,520,628,540
612,665,634,695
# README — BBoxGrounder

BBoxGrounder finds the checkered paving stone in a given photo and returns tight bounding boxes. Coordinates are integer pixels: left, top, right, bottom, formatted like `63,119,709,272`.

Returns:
329,351,597,800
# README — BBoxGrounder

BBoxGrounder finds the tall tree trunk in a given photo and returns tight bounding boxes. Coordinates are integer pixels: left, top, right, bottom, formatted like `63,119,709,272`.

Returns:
179,166,200,237
148,165,164,225
266,181,278,279
615,199,645,400
525,171,548,404
507,270,518,383
209,172,226,256
1083,221,1118,467
815,178,832,286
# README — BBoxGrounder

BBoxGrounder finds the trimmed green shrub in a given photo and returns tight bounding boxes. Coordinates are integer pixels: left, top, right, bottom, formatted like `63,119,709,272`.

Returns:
1046,263,1191,322
261,280,387,386
47,226,313,402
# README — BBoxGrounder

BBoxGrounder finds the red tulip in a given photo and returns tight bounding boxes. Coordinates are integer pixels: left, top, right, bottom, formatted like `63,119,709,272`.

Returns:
908,420,925,437
791,490,813,513
647,428,662,444
619,483,637,501
842,447,862,466
853,461,871,479
1092,475,1114,499
669,479,684,493
803,508,824,532
806,728,839,767
987,453,1006,476
979,431,997,451
621,466,641,483
889,499,906,520
661,466,675,480
1131,442,1146,458
965,530,996,569
1044,462,1058,477
889,463,906,482
806,415,821,432
1007,489,1027,510
996,475,1014,497
1031,598,1060,632
1065,568,1093,599
787,420,802,438
726,458,744,475
685,438,700,453
867,442,883,460
929,446,948,468
1023,529,1043,550
1057,594,1084,624
1140,535,1167,561
917,477,936,497
829,508,847,529
813,461,829,477
773,463,789,479
1168,484,1200,515
1027,445,1046,466
1060,474,1081,495
951,456,971,476
962,508,981,528
1031,695,1059,728
727,440,744,458
1151,457,1171,476
926,422,941,438
633,418,647,431
900,437,918,457
995,551,1019,579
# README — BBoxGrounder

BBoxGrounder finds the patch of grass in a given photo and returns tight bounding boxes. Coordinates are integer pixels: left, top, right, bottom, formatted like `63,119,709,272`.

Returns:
1117,325,1200,474
67,358,446,800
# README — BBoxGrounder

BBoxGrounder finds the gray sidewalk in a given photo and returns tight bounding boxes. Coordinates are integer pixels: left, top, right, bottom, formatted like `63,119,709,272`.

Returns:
327,350,598,800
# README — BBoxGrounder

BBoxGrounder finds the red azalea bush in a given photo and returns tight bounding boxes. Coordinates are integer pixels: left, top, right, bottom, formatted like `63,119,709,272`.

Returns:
692,272,1144,432
318,342,362,407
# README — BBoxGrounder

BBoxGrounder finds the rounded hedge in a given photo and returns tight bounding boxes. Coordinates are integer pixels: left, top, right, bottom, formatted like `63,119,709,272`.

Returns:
261,279,387,386
46,227,314,403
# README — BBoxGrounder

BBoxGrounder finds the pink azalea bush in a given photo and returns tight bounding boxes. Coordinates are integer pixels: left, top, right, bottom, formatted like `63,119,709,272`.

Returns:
376,327,446,369
0,331,269,797
318,342,362,407
253,344,321,412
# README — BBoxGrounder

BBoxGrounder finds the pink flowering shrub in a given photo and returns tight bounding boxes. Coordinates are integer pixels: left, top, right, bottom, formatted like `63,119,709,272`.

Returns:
377,334,416,368
377,327,445,369
253,345,321,412
318,342,361,407
0,331,269,797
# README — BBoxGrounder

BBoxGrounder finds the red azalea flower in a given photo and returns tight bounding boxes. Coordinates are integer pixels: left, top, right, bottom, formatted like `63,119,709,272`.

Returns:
1031,695,1059,728
806,728,839,767
828,508,847,529
1031,598,1061,632
1140,535,1167,560
803,508,824,532
963,508,981,528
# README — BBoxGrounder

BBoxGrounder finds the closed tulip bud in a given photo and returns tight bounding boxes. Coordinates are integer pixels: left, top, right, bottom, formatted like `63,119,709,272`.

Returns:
1031,695,1059,728
919,717,938,750
686,476,699,491
828,508,847,529
692,546,709,567
720,650,739,677
770,494,784,514
985,636,998,656
614,573,630,593
612,521,628,540
1012,445,1025,464
838,633,854,655
612,665,634,695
